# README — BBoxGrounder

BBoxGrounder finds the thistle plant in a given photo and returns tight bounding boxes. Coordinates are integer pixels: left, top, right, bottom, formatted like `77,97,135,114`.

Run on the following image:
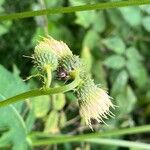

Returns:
0,36,115,129
33,36,115,128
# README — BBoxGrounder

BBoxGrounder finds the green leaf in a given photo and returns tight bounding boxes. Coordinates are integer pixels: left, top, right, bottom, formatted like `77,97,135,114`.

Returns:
116,86,137,115
119,7,142,26
104,55,126,69
142,16,150,32
83,30,100,49
0,0,4,12
0,21,12,35
44,110,59,133
125,47,143,61
53,93,66,111
107,9,124,27
32,95,50,118
140,5,150,14
103,36,125,54
92,60,107,87
111,70,128,96
59,111,67,128
126,60,148,87
75,10,96,28
92,11,106,33
69,0,96,28
0,65,29,112
0,95,30,150
45,0,63,7
25,106,36,132
0,0,5,6
81,46,93,73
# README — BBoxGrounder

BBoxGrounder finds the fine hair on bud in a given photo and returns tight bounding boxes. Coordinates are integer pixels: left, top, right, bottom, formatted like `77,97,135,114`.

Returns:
33,39,58,71
76,77,115,129
40,36,73,58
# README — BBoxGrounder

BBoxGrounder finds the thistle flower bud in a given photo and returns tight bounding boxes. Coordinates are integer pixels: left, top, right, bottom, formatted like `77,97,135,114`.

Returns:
33,40,58,71
41,37,73,58
76,77,115,129
57,55,86,80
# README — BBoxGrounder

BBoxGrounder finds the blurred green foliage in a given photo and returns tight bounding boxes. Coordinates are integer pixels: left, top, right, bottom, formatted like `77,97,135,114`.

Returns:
0,0,150,150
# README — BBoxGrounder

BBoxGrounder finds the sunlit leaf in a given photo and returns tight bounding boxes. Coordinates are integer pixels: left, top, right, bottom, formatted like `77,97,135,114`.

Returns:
92,11,106,33
104,55,126,69
0,65,29,112
142,16,150,32
32,95,50,118
83,30,100,49
119,7,142,26
111,70,128,97
125,47,143,61
81,46,93,73
0,95,30,150
116,86,137,115
44,110,59,133
103,36,125,54
126,60,148,87
53,93,66,111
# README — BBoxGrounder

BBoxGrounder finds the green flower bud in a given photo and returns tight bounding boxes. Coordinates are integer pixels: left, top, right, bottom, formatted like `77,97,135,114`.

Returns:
33,39,58,71
41,36,73,58
76,77,115,129
58,55,86,80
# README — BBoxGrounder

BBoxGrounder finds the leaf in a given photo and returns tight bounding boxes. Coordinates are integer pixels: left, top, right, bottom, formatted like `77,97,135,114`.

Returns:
0,65,29,112
0,0,5,13
69,0,96,28
103,36,125,54
104,55,126,69
92,11,106,33
75,10,96,28
125,47,143,61
140,5,150,14
0,0,5,6
116,86,137,115
25,106,36,132
32,95,50,118
45,0,63,7
53,93,66,111
92,60,107,87
142,16,150,32
0,95,30,150
111,70,128,97
119,7,142,26
59,111,67,128
126,60,148,87
0,21,12,35
83,30,100,49
81,46,93,73
107,9,124,27
44,110,59,133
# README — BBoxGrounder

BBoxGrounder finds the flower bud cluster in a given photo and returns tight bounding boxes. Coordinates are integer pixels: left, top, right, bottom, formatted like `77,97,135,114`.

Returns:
32,36,115,128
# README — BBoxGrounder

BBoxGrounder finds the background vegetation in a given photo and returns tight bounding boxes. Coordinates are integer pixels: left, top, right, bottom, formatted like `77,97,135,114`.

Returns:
0,0,150,150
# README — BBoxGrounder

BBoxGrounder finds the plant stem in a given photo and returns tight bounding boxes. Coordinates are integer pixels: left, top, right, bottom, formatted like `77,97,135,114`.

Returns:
30,124,150,146
0,0,150,21
85,139,150,149
0,71,80,107
45,65,52,88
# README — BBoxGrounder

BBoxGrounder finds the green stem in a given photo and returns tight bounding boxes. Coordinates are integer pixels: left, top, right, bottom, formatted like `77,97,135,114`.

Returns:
30,124,150,146
85,139,150,149
0,0,150,21
0,71,80,107
45,65,52,88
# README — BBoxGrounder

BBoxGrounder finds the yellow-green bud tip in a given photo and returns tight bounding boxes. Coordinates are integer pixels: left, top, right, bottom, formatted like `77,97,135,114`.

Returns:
33,39,58,71
41,36,73,58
